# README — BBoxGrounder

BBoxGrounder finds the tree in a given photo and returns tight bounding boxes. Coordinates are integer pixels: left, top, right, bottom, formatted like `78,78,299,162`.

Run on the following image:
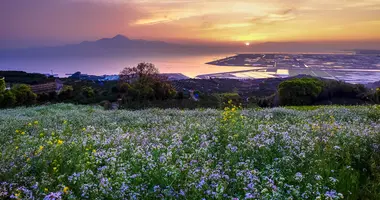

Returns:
119,63,176,101
278,78,324,106
58,85,74,100
81,86,95,98
11,84,37,106
118,83,132,94
375,88,380,103
0,77,5,92
152,81,177,100
0,90,16,108
218,93,242,108
119,62,159,83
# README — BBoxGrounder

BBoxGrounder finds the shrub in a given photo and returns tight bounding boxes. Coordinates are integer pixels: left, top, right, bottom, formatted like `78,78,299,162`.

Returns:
375,88,380,103
278,78,324,106
250,94,276,107
216,93,242,108
0,90,16,108
0,77,5,92
318,80,368,102
11,84,37,106
58,85,74,101
81,86,95,98
100,100,113,110
118,83,132,93
37,93,50,103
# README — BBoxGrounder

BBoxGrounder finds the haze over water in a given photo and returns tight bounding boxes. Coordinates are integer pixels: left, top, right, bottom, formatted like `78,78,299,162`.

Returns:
0,54,251,78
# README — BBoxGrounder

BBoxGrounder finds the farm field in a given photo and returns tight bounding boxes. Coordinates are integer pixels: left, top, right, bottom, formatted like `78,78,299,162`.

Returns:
0,104,379,199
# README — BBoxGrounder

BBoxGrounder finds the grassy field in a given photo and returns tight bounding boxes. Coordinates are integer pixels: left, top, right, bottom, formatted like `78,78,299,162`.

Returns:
0,104,379,199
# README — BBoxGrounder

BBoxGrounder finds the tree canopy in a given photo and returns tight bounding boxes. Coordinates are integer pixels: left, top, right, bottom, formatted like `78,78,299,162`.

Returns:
278,78,324,106
119,63,176,101
119,62,159,83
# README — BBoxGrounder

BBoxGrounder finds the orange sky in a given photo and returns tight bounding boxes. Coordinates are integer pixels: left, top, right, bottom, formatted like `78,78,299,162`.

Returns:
1,0,380,47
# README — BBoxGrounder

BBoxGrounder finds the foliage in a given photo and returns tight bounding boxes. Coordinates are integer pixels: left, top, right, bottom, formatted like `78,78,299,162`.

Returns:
0,77,5,92
119,63,176,102
215,93,242,108
375,88,380,103
249,94,276,108
100,100,112,110
81,86,95,98
316,80,368,105
118,83,132,94
0,104,380,199
119,62,159,83
58,85,74,101
278,78,324,106
11,84,37,106
37,92,57,103
0,90,16,108
0,71,54,84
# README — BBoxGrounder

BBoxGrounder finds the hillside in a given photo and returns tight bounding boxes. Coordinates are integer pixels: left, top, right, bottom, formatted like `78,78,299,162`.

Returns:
0,104,379,199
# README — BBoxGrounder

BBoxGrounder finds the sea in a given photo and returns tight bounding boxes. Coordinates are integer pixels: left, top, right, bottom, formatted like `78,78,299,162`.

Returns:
1,53,379,83
0,54,249,78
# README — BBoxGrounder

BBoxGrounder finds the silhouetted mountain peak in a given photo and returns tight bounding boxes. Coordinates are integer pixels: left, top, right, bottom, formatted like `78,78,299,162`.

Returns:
111,34,129,40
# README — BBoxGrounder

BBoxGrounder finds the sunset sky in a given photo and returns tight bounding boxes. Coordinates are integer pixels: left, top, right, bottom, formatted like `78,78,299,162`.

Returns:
1,0,380,48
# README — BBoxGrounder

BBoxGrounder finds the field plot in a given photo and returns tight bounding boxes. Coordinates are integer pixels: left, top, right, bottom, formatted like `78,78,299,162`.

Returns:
0,104,380,199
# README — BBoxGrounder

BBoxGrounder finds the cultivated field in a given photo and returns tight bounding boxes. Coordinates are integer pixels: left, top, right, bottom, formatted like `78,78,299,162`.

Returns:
0,104,379,199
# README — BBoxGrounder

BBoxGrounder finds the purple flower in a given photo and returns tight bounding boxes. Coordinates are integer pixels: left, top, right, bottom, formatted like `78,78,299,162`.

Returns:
43,192,62,200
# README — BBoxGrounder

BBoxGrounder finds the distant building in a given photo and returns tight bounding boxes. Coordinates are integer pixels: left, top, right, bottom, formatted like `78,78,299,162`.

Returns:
30,79,64,94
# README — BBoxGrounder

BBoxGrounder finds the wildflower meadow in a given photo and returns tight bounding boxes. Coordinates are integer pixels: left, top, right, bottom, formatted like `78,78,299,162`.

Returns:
0,103,379,199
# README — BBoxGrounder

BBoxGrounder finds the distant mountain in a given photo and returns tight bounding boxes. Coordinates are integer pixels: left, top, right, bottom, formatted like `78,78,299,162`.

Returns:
1,35,380,58
76,34,177,49
0,35,206,58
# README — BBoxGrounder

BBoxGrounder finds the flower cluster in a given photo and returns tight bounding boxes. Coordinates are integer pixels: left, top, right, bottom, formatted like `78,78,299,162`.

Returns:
0,104,379,199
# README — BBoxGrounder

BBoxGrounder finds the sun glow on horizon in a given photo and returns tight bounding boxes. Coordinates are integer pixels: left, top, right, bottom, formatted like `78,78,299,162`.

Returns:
1,0,380,48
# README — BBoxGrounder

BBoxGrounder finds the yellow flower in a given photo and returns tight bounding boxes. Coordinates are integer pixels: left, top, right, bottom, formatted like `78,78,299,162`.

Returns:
21,132,25,135
28,123,32,126
34,121,38,125
15,130,19,133
82,128,86,131
39,146,44,151
63,186,69,194
92,149,96,153
57,140,64,145
44,188,48,193
15,146,19,150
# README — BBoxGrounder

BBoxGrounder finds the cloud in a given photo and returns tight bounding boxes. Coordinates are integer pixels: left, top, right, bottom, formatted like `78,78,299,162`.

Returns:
0,0,379,46
0,0,143,40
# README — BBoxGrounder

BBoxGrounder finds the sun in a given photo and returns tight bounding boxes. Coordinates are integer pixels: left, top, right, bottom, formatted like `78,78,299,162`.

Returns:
245,42,250,46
